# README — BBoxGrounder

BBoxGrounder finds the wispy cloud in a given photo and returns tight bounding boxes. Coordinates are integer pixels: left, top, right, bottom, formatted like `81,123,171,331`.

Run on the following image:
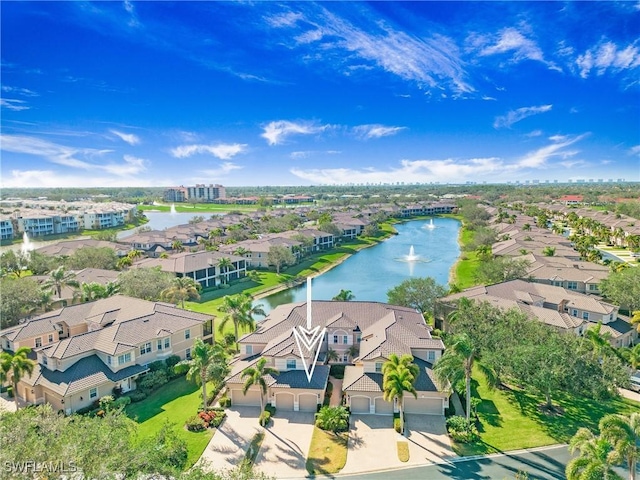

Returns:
353,124,406,139
3,169,160,188
110,129,141,145
291,134,589,184
0,134,146,176
265,11,303,28
473,27,545,64
576,40,640,78
171,143,247,159
276,5,472,93
493,105,552,129
0,98,30,111
290,150,341,160
261,120,330,146
629,145,640,156
2,85,38,97
199,162,243,177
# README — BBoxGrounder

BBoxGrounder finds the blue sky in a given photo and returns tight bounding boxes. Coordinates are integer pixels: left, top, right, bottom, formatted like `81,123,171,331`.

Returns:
1,1,639,188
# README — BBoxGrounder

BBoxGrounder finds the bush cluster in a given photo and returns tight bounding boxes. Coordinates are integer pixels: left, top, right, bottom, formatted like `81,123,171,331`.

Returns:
137,370,168,393
128,390,148,403
446,415,479,443
329,365,345,379
198,409,226,428
185,415,206,432
259,410,271,427
219,395,231,408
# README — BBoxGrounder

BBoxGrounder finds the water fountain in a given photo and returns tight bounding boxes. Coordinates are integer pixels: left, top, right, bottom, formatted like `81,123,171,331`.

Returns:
405,245,419,261
170,204,177,215
426,218,436,229
20,232,34,256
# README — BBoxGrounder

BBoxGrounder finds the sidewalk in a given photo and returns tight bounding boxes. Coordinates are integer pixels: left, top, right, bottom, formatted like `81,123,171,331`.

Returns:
329,376,343,407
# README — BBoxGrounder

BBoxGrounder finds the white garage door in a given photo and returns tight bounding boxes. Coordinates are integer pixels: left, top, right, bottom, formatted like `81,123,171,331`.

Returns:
275,393,294,411
374,397,394,415
350,396,370,413
299,394,318,412
232,389,261,407
404,397,443,415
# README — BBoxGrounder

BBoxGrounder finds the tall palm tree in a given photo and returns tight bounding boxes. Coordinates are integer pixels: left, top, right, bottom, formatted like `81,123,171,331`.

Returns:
174,339,226,410
127,249,144,261
584,322,614,359
620,344,640,371
347,345,359,362
566,427,624,480
0,347,36,409
233,247,249,257
217,257,233,284
382,361,418,434
171,240,184,253
117,256,133,270
161,276,201,308
242,357,279,411
599,413,640,480
332,289,355,301
218,294,265,353
43,266,79,299
327,348,339,364
433,333,495,421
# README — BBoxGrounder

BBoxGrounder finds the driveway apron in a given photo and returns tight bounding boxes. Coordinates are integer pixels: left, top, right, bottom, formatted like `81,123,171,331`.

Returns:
403,414,456,466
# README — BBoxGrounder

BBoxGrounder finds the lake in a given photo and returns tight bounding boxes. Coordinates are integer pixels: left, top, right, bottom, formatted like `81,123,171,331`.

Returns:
117,211,222,239
256,218,460,315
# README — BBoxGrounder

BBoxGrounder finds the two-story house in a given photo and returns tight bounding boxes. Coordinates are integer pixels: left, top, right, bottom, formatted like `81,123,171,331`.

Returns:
0,295,213,414
225,301,448,416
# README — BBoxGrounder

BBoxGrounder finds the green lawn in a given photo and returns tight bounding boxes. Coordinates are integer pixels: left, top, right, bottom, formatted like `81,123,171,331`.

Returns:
306,427,348,475
125,376,214,468
452,227,481,289
453,368,640,456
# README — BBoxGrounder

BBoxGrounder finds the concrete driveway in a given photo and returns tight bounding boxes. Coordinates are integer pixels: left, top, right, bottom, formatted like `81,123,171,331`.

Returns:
403,414,455,465
198,406,262,471
255,411,315,479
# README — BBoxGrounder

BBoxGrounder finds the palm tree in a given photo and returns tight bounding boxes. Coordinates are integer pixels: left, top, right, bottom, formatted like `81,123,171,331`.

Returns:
620,344,640,371
174,339,226,410
332,289,355,301
0,347,36,409
117,256,133,270
566,427,624,480
43,266,79,299
347,345,359,362
382,361,418,434
631,311,640,334
218,294,265,353
433,333,495,421
233,247,249,257
127,249,144,261
171,240,184,253
475,244,492,261
599,413,640,480
217,257,233,284
584,322,614,360
161,276,201,308
315,406,349,433
242,357,279,411
327,348,339,364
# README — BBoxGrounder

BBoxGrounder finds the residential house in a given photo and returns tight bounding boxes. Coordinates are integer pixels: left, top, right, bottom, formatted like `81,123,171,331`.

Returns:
219,236,301,268
35,239,130,257
0,295,213,413
225,301,449,415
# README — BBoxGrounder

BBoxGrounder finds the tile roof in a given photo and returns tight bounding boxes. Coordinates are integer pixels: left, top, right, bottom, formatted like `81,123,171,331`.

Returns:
343,358,439,393
133,250,245,274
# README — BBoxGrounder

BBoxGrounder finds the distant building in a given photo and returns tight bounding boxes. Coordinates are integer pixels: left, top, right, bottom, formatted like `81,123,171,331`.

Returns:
163,184,226,203
558,195,584,206
163,187,188,203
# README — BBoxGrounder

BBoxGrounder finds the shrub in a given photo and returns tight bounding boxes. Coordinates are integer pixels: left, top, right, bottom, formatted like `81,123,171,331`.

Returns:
137,370,168,393
99,395,115,411
265,404,276,416
329,365,345,379
394,417,402,433
259,411,271,427
198,409,226,428
165,355,181,370
111,386,123,398
7,386,13,398
219,395,231,408
315,406,349,433
148,360,167,372
446,415,479,443
128,390,148,403
185,415,206,432
113,396,132,409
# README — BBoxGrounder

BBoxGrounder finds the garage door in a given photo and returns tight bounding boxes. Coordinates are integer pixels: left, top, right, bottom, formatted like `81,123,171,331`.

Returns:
374,398,394,415
350,396,370,414
275,393,294,411
299,394,318,412
232,389,261,407
404,397,443,415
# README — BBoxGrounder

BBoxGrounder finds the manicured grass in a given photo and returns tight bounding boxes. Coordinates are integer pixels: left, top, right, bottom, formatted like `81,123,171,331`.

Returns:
452,227,481,289
452,367,640,456
397,441,410,462
125,376,214,468
305,427,348,475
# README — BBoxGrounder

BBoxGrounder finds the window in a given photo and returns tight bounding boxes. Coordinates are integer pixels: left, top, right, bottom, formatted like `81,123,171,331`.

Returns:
357,335,361,343
342,353,349,363
286,359,296,369
333,335,338,344
139,342,151,355
343,335,348,344
185,329,191,340
35,337,42,348
427,350,436,362
589,284,598,291
42,356,48,366
246,345,253,355
186,348,191,360
375,362,382,373
107,356,112,365
164,338,170,349
583,312,589,320
572,309,578,317
567,281,578,290
157,340,163,351
90,388,98,399
48,334,54,343
118,353,131,365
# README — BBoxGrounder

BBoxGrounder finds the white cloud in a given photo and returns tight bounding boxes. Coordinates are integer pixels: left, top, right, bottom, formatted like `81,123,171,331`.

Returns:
101,155,147,176
282,6,472,93
576,40,640,78
0,98,30,111
199,162,243,177
493,105,552,129
170,143,247,159
353,124,406,139
290,135,589,184
2,169,160,188
261,120,329,146
1,86,38,96
629,145,640,156
475,27,545,63
110,129,141,145
265,11,303,28
525,130,543,137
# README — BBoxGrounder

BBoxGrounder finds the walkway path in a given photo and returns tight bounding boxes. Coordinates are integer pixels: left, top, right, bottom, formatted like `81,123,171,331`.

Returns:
0,394,16,413
329,376,343,407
